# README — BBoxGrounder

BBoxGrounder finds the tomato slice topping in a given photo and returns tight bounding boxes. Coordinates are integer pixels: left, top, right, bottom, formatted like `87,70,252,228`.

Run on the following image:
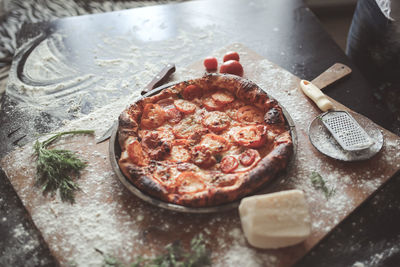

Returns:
173,115,204,139
234,125,268,148
127,139,148,166
239,149,259,166
176,172,206,193
140,103,166,129
183,84,202,100
203,97,224,111
211,90,235,105
174,99,196,114
156,98,175,109
220,156,239,173
169,145,191,163
225,100,246,119
202,111,231,132
236,105,264,124
199,133,230,153
191,145,216,168
156,98,183,124
165,107,183,124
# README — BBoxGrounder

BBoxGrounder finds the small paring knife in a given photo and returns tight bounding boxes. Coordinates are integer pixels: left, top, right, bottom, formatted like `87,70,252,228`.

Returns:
96,63,176,144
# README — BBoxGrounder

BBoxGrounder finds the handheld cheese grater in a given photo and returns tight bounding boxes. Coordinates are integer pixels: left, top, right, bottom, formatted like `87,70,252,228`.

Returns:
300,80,373,151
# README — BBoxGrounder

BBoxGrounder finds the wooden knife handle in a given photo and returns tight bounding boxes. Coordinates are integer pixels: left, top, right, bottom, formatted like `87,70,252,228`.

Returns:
141,63,176,95
311,63,352,90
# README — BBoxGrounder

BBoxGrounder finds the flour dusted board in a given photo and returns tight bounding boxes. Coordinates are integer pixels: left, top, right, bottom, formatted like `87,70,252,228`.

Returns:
2,44,400,266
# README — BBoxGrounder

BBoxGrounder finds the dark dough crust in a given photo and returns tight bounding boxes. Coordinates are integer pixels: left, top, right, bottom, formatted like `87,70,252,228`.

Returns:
117,74,293,207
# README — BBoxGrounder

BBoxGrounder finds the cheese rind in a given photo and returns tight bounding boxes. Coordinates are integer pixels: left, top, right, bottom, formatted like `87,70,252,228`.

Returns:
239,189,311,249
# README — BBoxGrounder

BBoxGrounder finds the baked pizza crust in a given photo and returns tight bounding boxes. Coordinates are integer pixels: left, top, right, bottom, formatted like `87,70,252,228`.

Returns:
117,74,293,207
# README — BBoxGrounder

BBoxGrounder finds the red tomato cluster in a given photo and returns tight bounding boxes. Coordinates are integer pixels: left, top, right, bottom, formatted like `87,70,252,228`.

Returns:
203,51,244,77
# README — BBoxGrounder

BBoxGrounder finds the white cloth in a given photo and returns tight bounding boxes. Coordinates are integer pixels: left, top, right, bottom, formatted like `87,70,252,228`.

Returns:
376,0,400,20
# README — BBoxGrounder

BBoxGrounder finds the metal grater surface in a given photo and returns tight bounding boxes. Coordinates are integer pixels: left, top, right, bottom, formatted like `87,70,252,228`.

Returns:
320,111,373,151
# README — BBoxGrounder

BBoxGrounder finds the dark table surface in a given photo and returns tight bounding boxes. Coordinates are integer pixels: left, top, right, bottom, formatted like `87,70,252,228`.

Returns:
1,0,399,266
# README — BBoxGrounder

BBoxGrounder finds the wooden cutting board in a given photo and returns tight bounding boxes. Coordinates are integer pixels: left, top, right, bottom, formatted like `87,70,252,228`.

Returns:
2,44,400,267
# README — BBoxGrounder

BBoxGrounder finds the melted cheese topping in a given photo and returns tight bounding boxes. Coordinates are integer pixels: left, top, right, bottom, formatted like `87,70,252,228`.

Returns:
124,88,289,194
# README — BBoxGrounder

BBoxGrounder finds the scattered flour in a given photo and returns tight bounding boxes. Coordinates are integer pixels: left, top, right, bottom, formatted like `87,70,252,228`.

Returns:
2,25,400,267
352,241,400,267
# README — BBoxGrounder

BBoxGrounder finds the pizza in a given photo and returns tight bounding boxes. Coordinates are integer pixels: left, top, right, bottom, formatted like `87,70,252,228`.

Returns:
117,74,293,207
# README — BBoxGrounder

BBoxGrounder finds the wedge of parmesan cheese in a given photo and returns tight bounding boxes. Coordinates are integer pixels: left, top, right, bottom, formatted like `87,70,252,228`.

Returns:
239,189,311,249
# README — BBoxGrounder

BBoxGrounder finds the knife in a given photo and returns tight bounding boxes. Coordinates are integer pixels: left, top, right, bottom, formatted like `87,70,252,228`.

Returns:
96,63,176,144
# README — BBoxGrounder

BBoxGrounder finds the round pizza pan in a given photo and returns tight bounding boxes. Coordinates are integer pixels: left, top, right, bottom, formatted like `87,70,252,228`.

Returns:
109,75,297,213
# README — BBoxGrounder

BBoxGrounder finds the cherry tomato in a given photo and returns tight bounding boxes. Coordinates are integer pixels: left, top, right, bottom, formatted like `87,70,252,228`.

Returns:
174,99,197,114
140,103,166,129
203,57,218,71
219,60,244,77
183,84,202,100
211,90,235,105
236,106,264,124
223,51,240,62
234,125,268,148
202,111,231,132
220,156,239,173
239,149,259,166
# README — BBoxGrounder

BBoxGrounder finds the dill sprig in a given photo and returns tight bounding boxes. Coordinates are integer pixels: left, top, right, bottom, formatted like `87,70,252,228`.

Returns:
33,130,94,203
99,234,211,267
310,171,335,200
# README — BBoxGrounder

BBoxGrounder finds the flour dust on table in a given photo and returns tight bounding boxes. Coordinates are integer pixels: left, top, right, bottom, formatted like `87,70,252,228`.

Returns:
2,44,400,267
0,22,233,158
0,0,189,64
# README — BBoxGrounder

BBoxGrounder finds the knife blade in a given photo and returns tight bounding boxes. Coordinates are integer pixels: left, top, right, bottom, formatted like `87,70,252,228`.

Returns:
96,63,176,144
141,63,176,95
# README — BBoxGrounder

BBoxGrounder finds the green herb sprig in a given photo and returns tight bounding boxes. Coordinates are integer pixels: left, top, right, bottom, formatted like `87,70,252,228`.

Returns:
310,171,335,200
99,234,211,267
33,130,94,203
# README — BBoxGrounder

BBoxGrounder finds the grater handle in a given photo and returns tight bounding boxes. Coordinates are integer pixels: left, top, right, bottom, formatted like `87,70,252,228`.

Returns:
300,80,334,112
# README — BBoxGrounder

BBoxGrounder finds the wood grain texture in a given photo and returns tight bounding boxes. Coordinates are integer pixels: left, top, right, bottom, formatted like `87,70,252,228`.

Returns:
1,44,399,267
311,63,352,90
